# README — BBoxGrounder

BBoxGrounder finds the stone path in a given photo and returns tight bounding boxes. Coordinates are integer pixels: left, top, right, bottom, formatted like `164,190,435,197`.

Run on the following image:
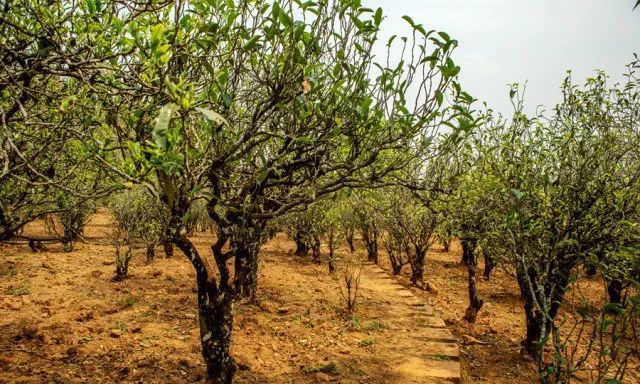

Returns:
358,262,461,383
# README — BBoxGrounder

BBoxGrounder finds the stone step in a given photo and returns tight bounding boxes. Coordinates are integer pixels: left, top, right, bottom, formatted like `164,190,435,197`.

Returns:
393,356,461,383
414,327,457,343
421,342,460,361
398,315,446,328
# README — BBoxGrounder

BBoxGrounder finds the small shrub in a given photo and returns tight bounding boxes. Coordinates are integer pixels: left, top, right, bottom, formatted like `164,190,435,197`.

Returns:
338,257,363,314
120,294,135,309
110,187,170,278
302,362,339,375
357,338,375,347
363,321,385,332
5,281,30,296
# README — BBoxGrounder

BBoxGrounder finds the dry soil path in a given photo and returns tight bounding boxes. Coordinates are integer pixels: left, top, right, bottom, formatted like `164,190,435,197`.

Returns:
357,262,461,383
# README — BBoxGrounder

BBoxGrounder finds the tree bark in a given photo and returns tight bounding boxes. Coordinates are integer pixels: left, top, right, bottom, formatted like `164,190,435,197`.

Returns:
607,278,623,305
361,225,378,264
311,234,321,264
483,249,496,281
389,251,404,275
327,230,336,273
145,244,155,264
173,234,237,384
232,226,264,300
345,228,355,254
114,242,132,281
462,240,484,322
410,247,426,284
517,265,545,359
294,231,309,256
515,263,566,361
199,285,236,384
163,240,174,258
460,242,471,266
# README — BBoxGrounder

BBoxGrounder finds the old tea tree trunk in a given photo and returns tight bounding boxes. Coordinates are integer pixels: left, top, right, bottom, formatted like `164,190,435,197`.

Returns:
172,224,238,384
461,239,484,322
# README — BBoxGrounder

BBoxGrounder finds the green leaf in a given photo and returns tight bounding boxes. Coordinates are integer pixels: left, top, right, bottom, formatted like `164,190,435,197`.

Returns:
86,0,95,14
243,35,261,50
401,15,414,27
435,91,443,106
603,302,624,315
223,92,233,108
257,169,270,184
438,31,451,42
153,104,176,149
272,2,281,20
196,107,229,126
296,136,313,144
373,8,383,26
510,188,524,200
279,9,293,28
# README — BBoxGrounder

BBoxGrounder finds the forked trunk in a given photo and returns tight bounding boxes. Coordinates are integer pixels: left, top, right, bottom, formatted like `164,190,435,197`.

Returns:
114,242,132,281
462,240,483,322
345,228,355,254
385,240,405,275
515,263,565,361
173,233,238,384
389,252,404,275
443,237,450,252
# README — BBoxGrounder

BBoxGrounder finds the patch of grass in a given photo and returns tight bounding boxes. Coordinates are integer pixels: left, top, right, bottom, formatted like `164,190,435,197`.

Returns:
350,316,361,329
0,265,17,277
302,362,340,375
430,354,453,361
5,281,30,296
111,321,128,333
347,365,366,376
357,337,375,347
120,294,135,309
79,335,94,344
363,320,385,332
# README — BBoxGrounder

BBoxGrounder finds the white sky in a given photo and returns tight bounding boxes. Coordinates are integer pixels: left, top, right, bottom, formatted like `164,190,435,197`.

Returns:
368,0,640,116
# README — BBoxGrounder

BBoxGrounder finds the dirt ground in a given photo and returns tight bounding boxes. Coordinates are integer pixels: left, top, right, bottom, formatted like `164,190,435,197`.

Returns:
0,211,637,383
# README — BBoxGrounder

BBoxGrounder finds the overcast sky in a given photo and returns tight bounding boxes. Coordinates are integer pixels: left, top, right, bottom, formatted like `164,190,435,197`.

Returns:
368,0,640,116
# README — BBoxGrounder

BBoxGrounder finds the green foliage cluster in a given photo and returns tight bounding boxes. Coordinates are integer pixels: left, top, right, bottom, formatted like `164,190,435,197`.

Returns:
110,186,169,248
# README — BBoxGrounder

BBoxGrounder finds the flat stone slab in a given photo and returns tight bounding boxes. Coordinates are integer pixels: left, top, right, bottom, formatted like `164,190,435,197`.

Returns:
394,357,461,383
421,342,460,361
414,328,457,343
408,315,446,328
